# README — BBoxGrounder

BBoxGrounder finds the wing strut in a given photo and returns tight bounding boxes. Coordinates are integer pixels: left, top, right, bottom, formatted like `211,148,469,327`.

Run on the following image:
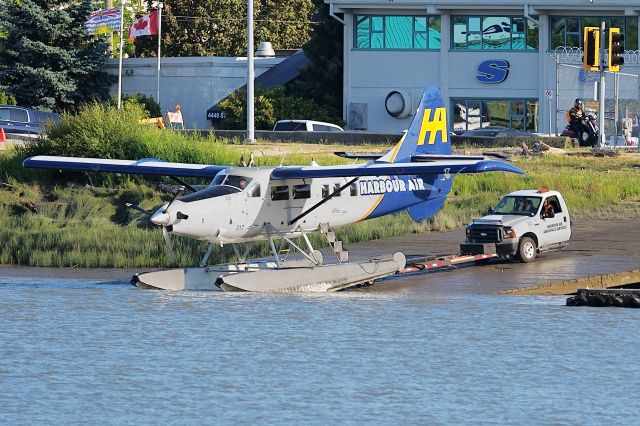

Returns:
288,177,358,225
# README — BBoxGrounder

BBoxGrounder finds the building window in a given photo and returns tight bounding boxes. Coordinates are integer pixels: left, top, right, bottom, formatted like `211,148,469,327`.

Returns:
452,99,539,132
452,16,538,50
550,16,638,50
354,15,441,50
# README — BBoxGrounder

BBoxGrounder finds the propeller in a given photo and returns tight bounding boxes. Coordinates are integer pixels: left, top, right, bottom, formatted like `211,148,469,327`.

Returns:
164,185,185,213
125,185,186,265
162,226,176,264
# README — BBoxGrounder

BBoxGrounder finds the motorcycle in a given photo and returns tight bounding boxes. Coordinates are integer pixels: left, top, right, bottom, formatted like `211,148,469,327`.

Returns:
561,115,599,146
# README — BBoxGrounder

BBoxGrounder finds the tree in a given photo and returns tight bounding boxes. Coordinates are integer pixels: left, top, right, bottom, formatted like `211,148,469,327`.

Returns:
0,0,114,112
290,0,343,119
134,0,315,57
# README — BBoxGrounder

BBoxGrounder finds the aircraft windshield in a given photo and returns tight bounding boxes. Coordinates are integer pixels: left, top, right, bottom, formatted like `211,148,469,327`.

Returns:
211,174,253,191
181,185,240,203
493,196,541,216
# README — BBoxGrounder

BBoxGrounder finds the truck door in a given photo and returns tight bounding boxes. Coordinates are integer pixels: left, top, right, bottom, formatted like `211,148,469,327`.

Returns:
540,195,571,246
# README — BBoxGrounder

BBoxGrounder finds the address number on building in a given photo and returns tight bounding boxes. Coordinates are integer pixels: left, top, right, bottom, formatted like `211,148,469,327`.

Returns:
207,111,225,120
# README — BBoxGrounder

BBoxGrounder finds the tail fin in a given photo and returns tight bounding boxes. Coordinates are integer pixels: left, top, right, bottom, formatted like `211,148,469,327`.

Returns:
378,86,450,163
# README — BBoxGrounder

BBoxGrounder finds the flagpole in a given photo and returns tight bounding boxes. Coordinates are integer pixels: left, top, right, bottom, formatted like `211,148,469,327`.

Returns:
246,0,254,142
156,3,163,106
117,0,125,110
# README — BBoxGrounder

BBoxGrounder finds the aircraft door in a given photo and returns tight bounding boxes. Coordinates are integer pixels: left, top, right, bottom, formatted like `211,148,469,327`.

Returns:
245,179,263,213
539,196,570,245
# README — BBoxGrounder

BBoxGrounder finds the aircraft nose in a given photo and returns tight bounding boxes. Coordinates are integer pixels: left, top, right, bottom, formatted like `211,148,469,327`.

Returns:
150,204,172,226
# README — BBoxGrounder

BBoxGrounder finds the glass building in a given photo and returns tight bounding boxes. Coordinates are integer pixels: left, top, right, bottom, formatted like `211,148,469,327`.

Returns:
326,0,640,133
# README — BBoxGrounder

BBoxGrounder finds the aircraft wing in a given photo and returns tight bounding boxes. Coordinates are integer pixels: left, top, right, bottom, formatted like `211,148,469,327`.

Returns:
23,156,228,178
271,158,524,179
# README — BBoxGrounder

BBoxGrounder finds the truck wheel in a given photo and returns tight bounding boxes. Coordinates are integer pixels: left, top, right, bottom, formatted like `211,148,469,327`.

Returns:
517,237,536,263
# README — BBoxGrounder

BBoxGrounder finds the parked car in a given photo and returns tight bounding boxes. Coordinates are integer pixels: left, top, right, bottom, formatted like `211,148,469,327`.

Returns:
0,105,60,137
273,120,343,132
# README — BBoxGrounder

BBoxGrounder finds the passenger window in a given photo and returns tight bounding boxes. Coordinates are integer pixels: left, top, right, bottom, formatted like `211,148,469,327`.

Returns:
271,185,289,201
548,196,561,213
333,183,341,196
322,184,330,198
0,108,10,121
350,182,358,196
293,184,311,199
249,183,261,198
313,124,330,131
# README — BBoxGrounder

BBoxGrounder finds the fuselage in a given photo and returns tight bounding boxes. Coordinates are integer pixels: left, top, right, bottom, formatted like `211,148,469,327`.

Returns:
151,166,453,244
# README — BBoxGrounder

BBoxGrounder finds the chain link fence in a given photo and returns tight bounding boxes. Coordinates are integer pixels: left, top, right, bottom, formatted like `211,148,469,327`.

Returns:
548,48,640,143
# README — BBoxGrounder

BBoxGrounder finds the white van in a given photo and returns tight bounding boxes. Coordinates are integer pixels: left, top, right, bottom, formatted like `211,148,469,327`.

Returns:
273,120,343,132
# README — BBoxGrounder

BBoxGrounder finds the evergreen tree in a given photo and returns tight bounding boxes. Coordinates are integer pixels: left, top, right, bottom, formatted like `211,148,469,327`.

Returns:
0,0,114,112
291,0,343,119
134,0,315,57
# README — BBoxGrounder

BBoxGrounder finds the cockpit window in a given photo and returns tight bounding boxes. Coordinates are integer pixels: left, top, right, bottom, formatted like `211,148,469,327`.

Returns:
210,174,253,190
181,185,239,203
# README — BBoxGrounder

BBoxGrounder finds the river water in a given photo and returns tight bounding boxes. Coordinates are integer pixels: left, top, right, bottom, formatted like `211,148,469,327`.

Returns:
1,274,639,425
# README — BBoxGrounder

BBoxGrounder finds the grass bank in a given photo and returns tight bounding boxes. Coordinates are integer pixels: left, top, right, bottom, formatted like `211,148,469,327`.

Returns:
1,143,639,267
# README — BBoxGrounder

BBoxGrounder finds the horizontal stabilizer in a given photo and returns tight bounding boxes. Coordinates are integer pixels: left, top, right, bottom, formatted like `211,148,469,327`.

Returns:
334,152,385,160
23,156,228,178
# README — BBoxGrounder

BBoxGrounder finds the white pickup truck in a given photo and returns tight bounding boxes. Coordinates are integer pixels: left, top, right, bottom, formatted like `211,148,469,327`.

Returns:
460,189,571,262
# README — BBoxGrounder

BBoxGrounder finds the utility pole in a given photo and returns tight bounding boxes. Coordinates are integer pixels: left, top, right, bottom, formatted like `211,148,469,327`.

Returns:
246,0,255,143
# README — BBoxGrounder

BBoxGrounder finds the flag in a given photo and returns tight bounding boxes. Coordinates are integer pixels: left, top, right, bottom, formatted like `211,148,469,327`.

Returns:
84,7,121,35
129,10,159,41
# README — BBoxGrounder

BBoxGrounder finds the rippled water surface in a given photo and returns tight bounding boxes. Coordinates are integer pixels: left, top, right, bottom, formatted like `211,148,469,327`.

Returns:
1,275,639,424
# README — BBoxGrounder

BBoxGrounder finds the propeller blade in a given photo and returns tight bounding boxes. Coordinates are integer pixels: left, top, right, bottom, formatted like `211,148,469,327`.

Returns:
162,226,177,264
125,203,152,216
163,186,185,213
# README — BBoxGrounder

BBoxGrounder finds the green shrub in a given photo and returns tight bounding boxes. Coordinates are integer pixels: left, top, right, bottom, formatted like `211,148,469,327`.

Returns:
112,92,162,117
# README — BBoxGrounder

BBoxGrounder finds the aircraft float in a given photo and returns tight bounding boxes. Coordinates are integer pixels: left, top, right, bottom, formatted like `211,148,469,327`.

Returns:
24,86,524,292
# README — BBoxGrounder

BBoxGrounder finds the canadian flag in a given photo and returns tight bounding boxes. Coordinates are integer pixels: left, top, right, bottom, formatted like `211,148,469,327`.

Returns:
129,10,159,40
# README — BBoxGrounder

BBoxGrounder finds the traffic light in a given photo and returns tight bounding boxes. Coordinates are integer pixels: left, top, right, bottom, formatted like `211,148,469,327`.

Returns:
608,27,625,72
582,27,600,71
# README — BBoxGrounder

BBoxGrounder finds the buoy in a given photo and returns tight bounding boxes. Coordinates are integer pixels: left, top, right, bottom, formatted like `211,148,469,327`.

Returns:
0,127,7,142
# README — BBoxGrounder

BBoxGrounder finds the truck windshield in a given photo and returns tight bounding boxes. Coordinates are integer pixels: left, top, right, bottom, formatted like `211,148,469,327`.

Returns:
493,196,541,216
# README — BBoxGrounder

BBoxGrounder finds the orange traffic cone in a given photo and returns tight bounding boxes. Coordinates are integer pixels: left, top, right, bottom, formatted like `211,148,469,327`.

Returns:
0,128,7,143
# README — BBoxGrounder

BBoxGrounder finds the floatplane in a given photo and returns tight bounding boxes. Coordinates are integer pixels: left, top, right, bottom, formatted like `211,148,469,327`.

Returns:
23,86,524,292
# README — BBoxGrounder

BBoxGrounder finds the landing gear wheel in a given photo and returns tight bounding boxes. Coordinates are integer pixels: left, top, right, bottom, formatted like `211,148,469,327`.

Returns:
517,237,536,263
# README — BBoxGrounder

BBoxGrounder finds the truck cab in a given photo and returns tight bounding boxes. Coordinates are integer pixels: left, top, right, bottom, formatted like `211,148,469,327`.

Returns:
460,189,571,262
